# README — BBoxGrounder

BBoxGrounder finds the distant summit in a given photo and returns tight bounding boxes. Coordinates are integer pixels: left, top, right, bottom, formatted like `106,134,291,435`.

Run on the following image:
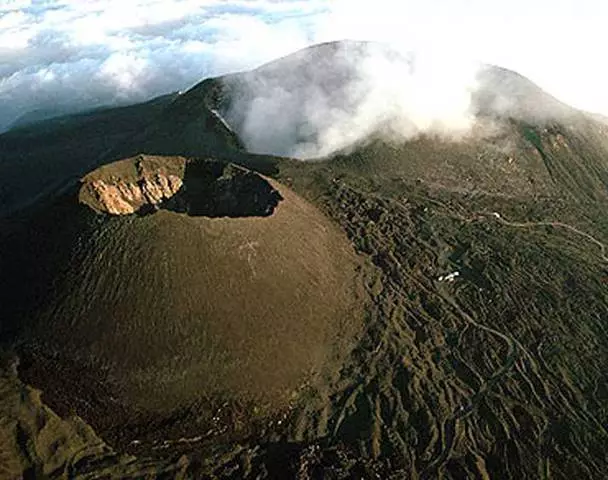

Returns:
2,41,603,217
190,40,585,158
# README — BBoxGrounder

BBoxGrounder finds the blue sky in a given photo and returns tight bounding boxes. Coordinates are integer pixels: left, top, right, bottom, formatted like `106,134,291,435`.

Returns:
1,0,607,131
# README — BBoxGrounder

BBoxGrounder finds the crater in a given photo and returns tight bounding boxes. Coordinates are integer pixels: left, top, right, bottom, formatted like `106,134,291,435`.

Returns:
6,153,364,446
79,154,283,218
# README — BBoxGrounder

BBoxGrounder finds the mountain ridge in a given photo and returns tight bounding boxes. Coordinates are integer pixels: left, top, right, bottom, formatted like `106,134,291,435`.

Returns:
2,40,608,478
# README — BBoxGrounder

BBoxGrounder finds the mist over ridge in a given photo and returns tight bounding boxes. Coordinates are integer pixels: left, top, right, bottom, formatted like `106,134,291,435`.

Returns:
2,0,607,133
217,41,577,159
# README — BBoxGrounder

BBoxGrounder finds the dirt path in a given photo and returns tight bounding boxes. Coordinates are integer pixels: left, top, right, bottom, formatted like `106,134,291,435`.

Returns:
420,210,597,478
484,212,608,263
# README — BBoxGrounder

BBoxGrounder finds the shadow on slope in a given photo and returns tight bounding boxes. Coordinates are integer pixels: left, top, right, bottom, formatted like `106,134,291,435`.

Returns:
79,154,283,218
0,94,177,217
173,160,283,218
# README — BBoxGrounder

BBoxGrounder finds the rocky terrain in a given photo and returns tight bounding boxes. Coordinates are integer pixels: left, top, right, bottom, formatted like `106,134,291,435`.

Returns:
81,157,183,215
1,41,608,478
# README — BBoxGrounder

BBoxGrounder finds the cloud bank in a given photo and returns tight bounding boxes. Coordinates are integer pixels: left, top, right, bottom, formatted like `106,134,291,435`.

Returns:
0,0,328,131
1,0,607,134
225,42,480,158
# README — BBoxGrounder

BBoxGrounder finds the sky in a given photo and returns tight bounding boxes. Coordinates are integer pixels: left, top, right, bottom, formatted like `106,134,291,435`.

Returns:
1,0,607,132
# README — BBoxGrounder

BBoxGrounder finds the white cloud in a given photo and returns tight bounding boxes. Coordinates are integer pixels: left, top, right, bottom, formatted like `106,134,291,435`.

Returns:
96,52,149,95
226,42,480,159
0,0,607,133
317,0,608,117
0,0,330,130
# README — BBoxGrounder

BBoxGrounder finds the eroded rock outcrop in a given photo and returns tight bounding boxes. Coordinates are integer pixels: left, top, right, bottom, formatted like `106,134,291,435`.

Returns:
79,154,283,217
87,174,183,215
79,154,186,215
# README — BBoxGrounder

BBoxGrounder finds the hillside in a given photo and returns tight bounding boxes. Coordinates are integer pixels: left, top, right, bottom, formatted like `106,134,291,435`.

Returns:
1,154,363,458
2,41,608,478
0,93,178,216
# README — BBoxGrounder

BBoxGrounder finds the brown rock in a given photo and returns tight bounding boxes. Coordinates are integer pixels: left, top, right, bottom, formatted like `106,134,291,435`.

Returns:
80,155,184,215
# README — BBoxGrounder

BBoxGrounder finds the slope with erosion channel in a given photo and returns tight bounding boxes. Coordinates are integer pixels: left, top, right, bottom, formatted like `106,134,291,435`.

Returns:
4,131,608,478
97,80,245,164
0,154,364,462
250,159,608,478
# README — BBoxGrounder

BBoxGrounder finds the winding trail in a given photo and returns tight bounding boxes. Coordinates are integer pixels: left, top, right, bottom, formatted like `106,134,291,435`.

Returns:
422,210,608,478
483,212,608,263
330,185,608,477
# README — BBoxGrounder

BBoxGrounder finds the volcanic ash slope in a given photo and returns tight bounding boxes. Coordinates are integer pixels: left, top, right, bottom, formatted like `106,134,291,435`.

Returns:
7,154,364,416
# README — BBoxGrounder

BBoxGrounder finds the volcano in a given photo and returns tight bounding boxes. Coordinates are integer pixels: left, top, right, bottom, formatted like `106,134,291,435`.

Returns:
2,41,608,479
1,153,362,421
